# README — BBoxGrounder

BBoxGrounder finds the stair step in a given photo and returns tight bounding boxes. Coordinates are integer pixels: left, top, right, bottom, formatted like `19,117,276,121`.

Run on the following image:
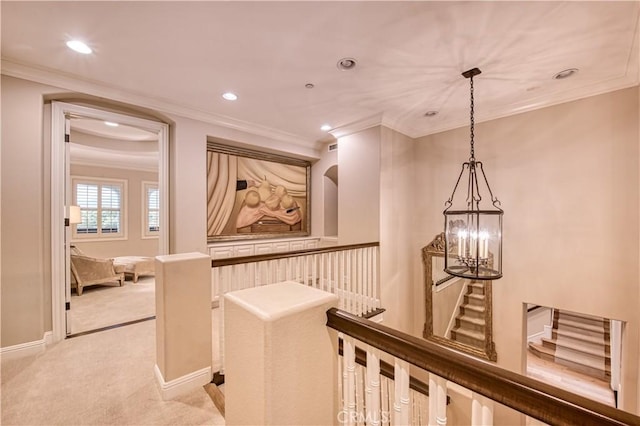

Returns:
468,283,485,295
540,337,610,360
462,304,485,313
558,310,607,328
451,327,484,347
528,343,611,380
460,305,485,320
464,293,485,306
456,315,485,333
556,318,606,336
552,329,610,352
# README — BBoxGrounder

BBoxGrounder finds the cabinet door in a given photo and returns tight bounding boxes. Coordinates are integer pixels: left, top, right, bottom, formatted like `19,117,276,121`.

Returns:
305,239,319,249
272,242,290,253
254,243,273,255
234,245,254,257
289,240,305,251
210,246,235,259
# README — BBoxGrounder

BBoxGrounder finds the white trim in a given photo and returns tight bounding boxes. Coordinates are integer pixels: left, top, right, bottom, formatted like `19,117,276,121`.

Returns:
153,364,212,400
141,181,160,239
527,329,547,343
329,113,384,139
51,102,169,343
1,332,53,360
3,60,315,151
71,176,128,241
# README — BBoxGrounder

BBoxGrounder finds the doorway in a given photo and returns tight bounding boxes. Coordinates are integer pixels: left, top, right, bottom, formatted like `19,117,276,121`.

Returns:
51,102,169,341
524,304,622,407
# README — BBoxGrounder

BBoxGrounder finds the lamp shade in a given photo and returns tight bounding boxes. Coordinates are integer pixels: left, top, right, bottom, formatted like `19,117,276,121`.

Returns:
69,205,82,225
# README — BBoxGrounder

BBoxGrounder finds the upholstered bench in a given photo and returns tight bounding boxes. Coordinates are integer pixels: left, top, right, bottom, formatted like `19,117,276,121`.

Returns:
113,256,155,283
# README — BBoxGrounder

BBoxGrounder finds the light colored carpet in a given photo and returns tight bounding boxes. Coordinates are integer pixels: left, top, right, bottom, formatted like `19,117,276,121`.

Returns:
69,277,156,334
1,319,225,426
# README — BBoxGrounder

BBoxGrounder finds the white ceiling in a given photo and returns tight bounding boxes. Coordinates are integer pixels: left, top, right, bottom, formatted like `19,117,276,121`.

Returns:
2,1,639,149
70,118,158,172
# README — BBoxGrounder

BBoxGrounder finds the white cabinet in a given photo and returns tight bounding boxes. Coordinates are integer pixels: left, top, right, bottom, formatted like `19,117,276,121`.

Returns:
254,243,274,255
289,240,305,251
272,242,290,253
209,237,320,261
234,245,254,257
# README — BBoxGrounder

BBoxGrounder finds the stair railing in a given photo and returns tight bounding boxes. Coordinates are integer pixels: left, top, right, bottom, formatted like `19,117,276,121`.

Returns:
211,241,380,373
327,308,640,426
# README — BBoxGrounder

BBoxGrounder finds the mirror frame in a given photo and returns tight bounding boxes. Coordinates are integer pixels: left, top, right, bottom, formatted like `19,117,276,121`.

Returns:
422,232,497,361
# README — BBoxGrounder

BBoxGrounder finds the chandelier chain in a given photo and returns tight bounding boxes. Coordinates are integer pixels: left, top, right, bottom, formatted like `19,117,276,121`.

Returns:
469,75,475,161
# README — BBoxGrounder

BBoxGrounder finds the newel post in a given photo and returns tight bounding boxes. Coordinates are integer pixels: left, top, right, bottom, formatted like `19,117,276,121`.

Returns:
224,281,339,425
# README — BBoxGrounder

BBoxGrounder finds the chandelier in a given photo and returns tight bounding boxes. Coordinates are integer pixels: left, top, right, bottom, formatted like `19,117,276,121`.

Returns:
443,68,503,280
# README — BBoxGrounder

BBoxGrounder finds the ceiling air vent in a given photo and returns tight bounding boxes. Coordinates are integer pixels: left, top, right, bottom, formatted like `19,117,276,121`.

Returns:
328,143,338,152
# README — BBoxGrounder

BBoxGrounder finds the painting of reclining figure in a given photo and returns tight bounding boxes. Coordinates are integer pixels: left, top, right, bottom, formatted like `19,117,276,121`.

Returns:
207,142,310,241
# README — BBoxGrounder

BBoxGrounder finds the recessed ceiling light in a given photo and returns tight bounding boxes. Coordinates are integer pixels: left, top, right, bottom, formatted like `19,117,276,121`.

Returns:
424,111,438,117
222,92,238,101
104,121,119,127
337,57,357,71
553,68,579,80
66,40,92,54
320,124,332,131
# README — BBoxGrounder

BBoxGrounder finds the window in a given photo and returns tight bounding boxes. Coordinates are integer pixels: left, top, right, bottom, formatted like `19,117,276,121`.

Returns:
143,181,159,237
72,177,127,240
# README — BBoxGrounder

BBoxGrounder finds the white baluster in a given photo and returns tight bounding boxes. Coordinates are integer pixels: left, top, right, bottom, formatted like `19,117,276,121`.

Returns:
436,376,447,426
471,392,494,426
331,252,340,298
320,252,326,291
346,251,353,313
373,247,378,309
344,336,357,426
366,346,381,426
428,374,447,426
393,358,410,426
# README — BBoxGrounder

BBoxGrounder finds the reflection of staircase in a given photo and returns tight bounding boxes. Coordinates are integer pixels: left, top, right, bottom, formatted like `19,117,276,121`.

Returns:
528,310,611,380
450,281,485,349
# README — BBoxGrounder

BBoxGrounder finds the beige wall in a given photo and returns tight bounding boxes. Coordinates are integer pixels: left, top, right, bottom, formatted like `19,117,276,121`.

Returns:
1,77,61,346
337,126,381,245
379,126,415,331
413,87,640,412
70,164,159,258
311,143,337,238
0,75,320,348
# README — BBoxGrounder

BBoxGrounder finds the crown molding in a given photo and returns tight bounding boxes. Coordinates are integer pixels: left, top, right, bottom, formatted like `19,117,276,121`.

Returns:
329,113,385,139
1,59,318,153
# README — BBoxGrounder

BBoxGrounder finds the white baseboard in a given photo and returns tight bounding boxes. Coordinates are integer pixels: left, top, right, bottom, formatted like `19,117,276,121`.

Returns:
154,364,212,400
1,331,53,360
527,330,546,342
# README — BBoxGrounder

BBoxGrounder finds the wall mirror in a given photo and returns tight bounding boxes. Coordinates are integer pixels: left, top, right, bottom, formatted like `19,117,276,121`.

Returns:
423,232,497,361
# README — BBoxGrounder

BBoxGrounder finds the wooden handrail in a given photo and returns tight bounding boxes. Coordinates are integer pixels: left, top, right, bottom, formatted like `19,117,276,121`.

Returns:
211,241,379,268
327,308,640,426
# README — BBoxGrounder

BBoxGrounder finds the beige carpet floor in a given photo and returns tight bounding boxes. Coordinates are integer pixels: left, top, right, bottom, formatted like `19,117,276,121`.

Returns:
69,277,156,334
1,319,225,426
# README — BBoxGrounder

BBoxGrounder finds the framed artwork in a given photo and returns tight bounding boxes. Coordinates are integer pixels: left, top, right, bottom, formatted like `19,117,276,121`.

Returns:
207,141,311,242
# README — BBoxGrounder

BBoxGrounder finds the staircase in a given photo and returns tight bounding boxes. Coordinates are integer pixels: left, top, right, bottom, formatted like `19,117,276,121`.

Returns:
528,309,611,380
450,281,486,349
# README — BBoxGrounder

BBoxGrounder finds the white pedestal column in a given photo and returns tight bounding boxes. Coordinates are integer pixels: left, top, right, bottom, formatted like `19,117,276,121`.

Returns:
225,281,339,426
154,252,212,400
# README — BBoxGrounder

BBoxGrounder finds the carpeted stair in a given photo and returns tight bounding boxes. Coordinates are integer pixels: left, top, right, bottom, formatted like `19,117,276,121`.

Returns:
528,309,611,380
450,281,486,349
